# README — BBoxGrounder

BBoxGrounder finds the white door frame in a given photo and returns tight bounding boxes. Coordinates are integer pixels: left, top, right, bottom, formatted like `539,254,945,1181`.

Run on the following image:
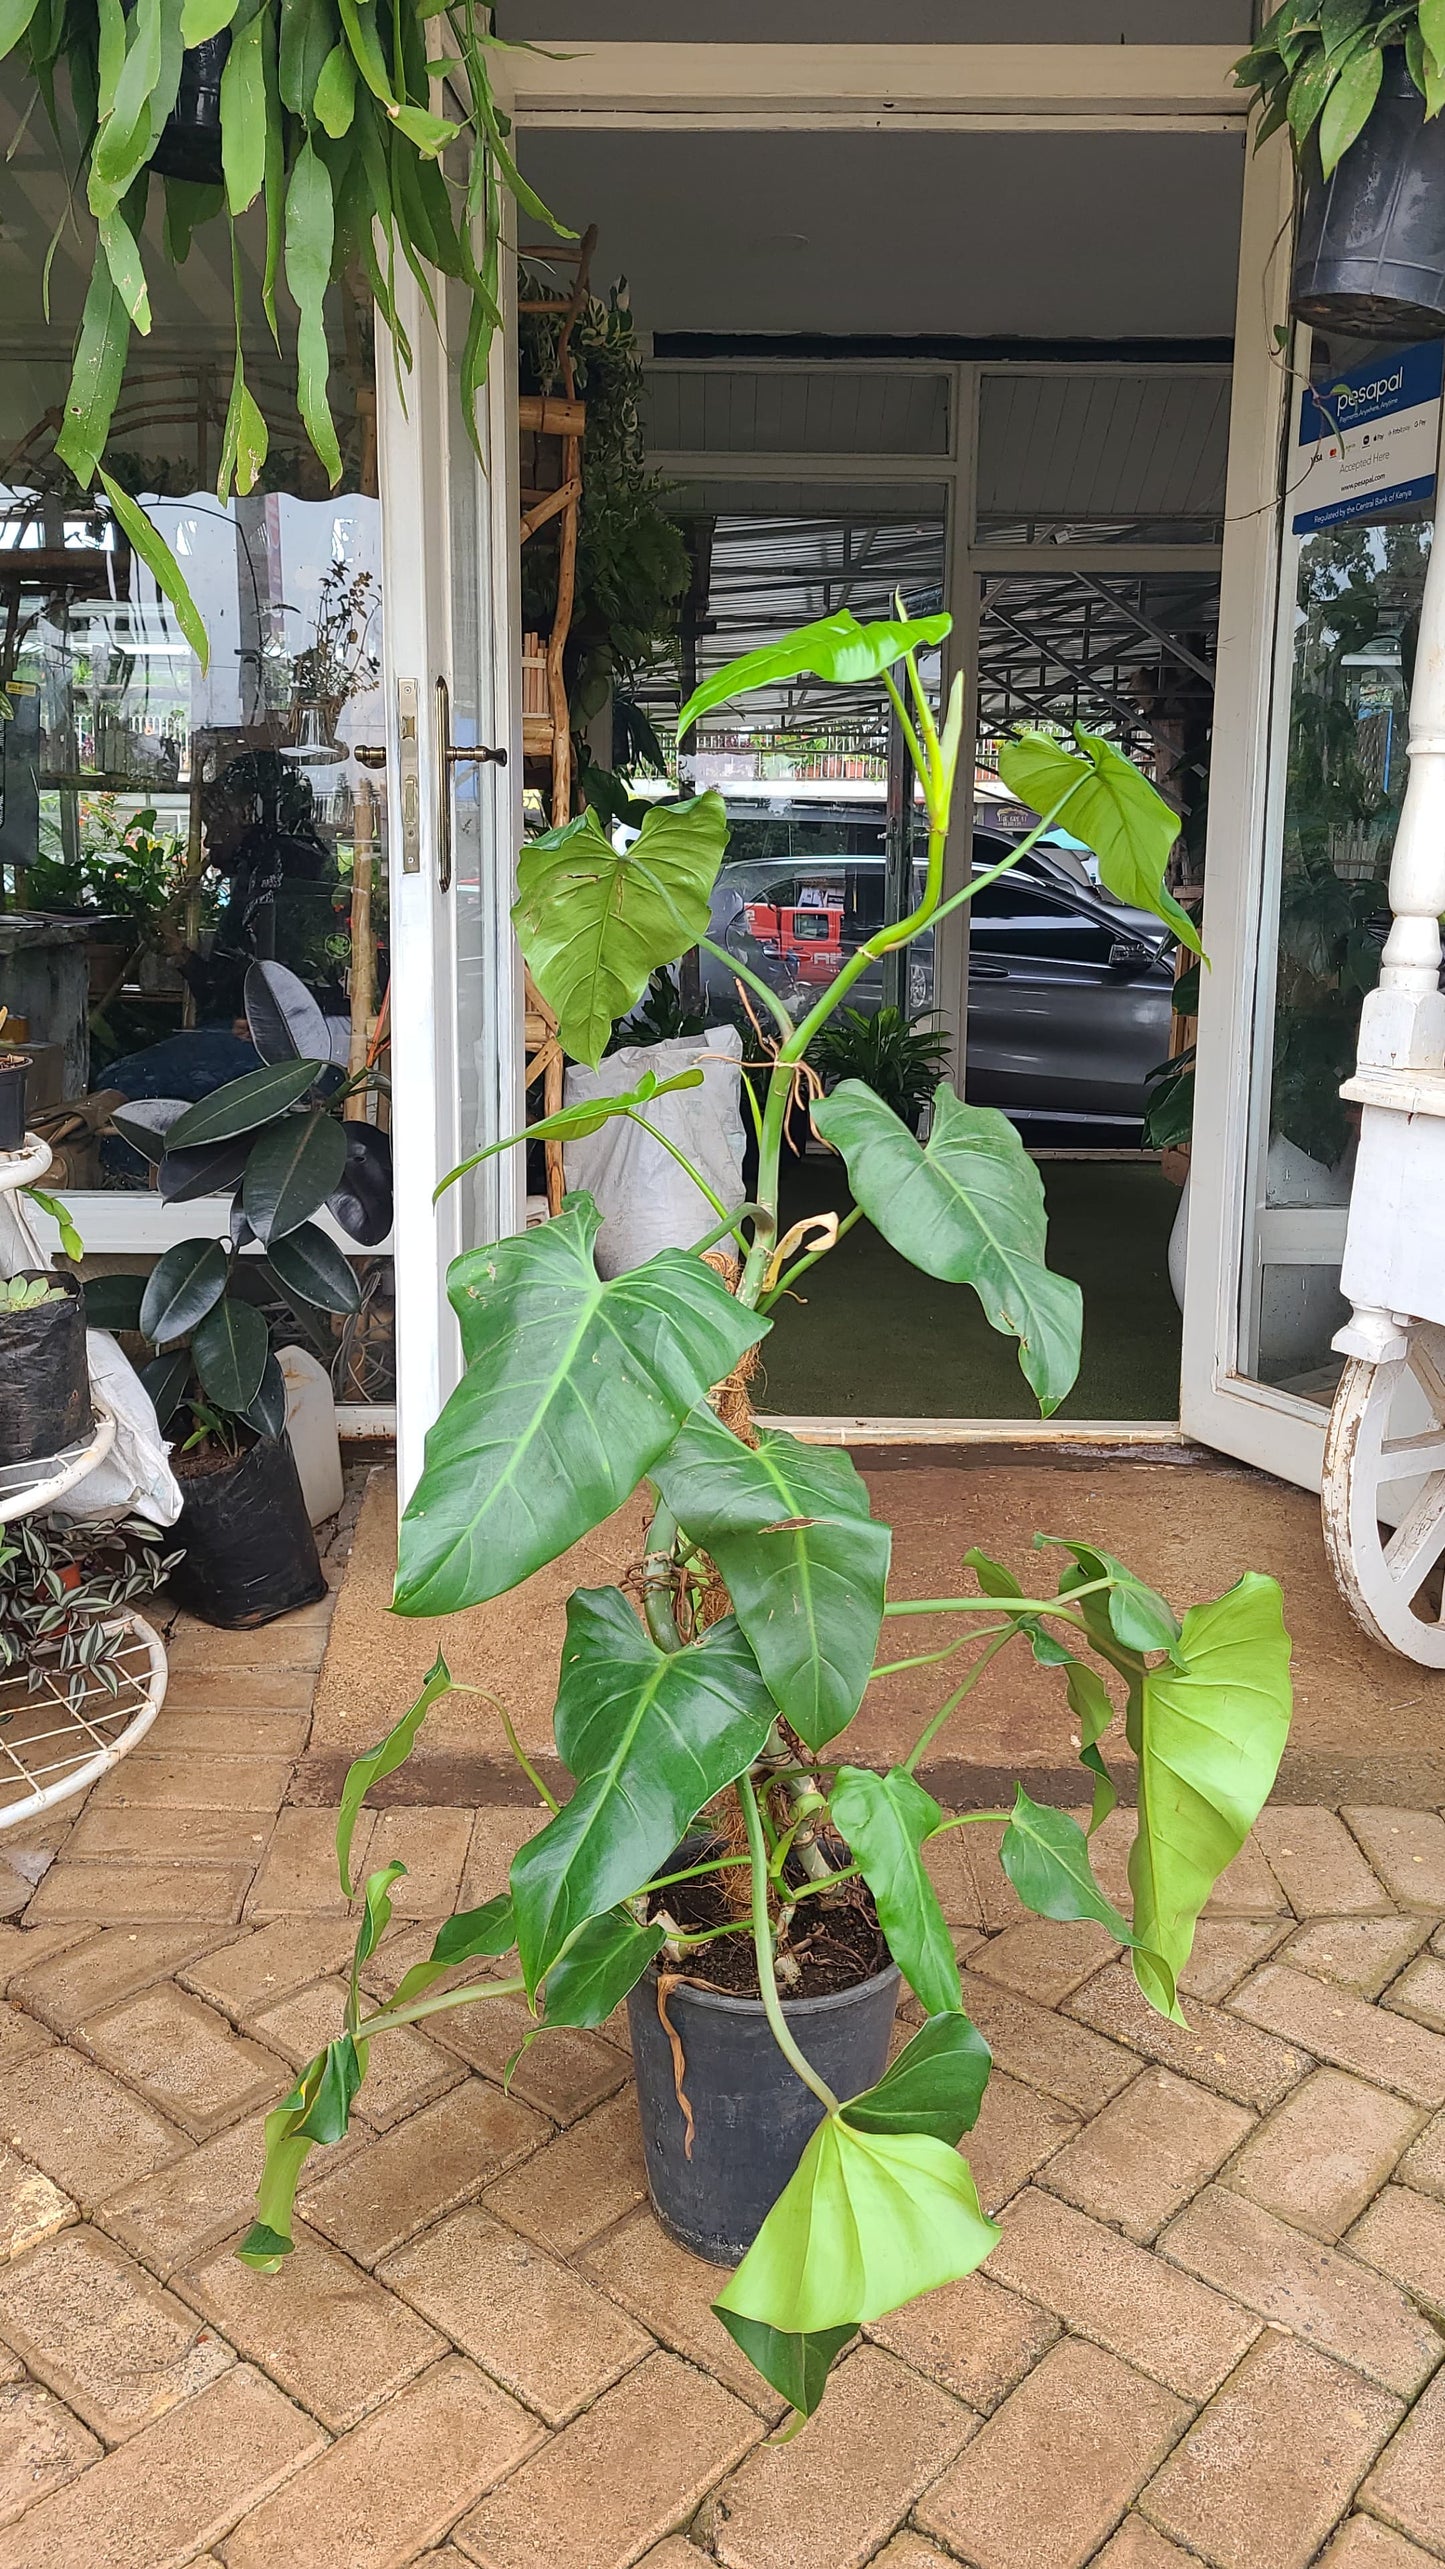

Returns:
1176,130,1319,1485
378,39,1294,1460
380,253,524,1503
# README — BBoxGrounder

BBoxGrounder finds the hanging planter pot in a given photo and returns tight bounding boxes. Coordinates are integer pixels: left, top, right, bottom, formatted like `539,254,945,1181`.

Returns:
1293,51,1445,340
0,1271,92,1469
167,1430,326,1628
0,1055,28,1152
147,34,230,187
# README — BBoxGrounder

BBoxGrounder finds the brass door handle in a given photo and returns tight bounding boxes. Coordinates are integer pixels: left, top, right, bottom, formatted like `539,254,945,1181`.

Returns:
434,675,507,893
354,744,387,769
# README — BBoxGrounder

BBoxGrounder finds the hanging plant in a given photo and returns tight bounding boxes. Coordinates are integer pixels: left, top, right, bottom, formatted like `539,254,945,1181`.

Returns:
1,0,563,659
1234,2,1445,173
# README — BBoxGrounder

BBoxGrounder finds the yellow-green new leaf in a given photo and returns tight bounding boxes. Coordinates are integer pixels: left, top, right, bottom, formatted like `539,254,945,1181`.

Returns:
1128,1573,1292,2019
714,2113,998,2347
512,794,729,1068
997,726,1200,958
336,1654,451,1896
677,609,952,736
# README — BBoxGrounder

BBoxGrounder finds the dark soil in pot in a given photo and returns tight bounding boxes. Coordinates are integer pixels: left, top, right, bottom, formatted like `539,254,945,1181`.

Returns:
168,1429,326,1628
626,1836,900,2264
0,1271,92,1468
1293,50,1445,338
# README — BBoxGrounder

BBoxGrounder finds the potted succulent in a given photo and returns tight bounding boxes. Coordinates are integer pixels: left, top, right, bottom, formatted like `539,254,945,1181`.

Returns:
239,612,1289,2431
93,961,390,1627
1234,6,1445,336
0,1270,92,1470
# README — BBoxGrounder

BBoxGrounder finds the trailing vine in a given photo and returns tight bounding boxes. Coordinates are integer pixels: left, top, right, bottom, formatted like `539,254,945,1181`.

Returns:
1,0,561,656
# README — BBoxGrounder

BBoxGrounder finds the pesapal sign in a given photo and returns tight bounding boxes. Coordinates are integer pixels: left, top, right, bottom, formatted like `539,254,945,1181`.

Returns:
1292,339,1444,535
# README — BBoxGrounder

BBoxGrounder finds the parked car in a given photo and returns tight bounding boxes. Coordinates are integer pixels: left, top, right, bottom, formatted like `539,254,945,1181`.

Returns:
700,812,1176,1138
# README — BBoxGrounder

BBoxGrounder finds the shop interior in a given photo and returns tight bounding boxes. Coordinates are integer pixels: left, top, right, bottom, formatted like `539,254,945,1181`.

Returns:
0,93,1404,1430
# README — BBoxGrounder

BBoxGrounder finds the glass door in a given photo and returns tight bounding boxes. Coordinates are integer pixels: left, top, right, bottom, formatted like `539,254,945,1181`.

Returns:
1182,113,1443,1493
378,261,523,1499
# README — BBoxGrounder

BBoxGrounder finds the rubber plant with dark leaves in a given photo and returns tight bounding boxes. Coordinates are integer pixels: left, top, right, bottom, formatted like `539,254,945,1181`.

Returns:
0,0,561,657
87,960,390,1445
238,613,1292,2431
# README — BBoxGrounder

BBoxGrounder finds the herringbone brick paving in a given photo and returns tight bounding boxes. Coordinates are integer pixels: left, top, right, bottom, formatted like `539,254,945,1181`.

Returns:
0,1581,1442,2565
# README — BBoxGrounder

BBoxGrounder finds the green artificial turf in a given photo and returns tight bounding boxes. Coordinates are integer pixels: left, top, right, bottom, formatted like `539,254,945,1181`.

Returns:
753,1153,1183,1421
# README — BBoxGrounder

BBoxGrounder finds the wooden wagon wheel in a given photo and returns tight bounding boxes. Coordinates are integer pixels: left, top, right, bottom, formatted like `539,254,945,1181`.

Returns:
1322,1323,1445,1665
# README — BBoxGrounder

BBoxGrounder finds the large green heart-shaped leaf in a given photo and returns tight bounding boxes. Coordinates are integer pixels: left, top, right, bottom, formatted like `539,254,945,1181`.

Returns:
166,1057,325,1150
840,2011,993,2145
829,1767,961,2018
512,793,728,1069
393,1197,767,1618
996,727,1200,958
138,1237,227,1345
542,1908,665,2029
1128,1574,1292,2019
509,1587,776,1993
713,2114,998,2395
651,1409,890,1750
243,1109,348,1246
191,1292,269,1413
996,1786,1168,1991
677,610,952,736
813,1082,1081,1414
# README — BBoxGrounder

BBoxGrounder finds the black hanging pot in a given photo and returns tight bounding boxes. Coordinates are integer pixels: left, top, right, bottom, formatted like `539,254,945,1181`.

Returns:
1293,50,1445,339
0,1056,28,1153
147,34,230,186
0,1271,92,1469
168,1429,326,1628
626,1846,900,2265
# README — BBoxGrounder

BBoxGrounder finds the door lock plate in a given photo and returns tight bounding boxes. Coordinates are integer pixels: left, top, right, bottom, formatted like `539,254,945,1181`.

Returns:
397,678,421,874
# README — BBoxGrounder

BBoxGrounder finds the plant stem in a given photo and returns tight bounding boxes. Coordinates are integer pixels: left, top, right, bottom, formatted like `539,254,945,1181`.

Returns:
640,1851,752,1895
358,1975,527,2039
882,1576,1114,1619
739,1771,839,2113
451,1685,559,1811
621,1110,732,1226
697,935,796,1039
870,1620,1015,1679
900,1629,1018,1775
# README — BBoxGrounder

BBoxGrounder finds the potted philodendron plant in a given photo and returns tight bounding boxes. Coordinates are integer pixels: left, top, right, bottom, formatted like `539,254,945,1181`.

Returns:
91,962,390,1627
1235,5,1445,336
239,611,1292,2431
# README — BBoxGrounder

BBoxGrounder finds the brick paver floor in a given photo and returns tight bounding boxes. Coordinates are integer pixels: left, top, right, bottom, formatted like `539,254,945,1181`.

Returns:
0,1582,1444,2566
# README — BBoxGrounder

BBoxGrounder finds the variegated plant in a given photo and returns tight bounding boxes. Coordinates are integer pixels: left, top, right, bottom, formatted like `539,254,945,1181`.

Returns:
0,0,559,656
240,613,1292,2429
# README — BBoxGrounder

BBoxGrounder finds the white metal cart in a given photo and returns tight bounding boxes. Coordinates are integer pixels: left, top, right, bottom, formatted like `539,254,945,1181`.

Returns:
0,1136,167,1822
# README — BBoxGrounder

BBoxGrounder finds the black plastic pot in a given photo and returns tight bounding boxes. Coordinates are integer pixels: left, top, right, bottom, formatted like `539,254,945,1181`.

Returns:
627,1900,900,2266
0,1056,27,1152
1293,51,1445,338
0,1271,92,1469
148,35,229,185
168,1430,326,1628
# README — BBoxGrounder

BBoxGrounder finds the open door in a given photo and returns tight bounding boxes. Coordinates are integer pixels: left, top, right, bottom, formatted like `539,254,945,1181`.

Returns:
378,254,524,1502
1179,125,1342,1491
